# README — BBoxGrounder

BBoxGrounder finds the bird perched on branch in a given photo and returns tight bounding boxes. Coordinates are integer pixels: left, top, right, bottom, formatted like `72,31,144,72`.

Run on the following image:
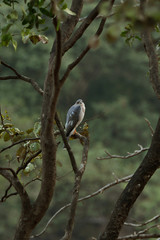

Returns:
65,99,85,140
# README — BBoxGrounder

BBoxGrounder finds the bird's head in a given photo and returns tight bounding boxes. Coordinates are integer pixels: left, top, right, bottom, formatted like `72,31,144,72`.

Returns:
75,99,85,112
75,99,83,105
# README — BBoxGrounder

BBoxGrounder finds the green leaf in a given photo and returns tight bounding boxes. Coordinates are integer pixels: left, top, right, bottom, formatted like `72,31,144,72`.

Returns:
29,35,40,44
29,34,48,45
1,33,12,47
26,128,33,134
3,132,11,141
4,123,13,128
63,8,76,16
2,24,12,34
16,146,26,160
7,10,18,21
40,8,53,17
21,28,31,43
12,39,17,50
33,122,41,137
12,135,23,143
0,125,4,134
29,142,40,152
24,163,35,173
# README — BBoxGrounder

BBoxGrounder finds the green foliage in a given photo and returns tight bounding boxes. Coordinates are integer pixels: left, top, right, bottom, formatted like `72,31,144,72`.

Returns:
0,0,76,48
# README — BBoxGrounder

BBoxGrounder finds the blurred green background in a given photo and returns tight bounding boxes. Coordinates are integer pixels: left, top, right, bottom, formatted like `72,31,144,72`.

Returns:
0,3,160,240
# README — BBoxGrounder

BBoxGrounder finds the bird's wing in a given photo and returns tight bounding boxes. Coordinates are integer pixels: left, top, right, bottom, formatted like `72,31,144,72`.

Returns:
65,105,81,137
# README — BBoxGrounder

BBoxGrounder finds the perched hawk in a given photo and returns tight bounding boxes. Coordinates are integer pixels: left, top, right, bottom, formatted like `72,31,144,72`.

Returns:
65,99,85,138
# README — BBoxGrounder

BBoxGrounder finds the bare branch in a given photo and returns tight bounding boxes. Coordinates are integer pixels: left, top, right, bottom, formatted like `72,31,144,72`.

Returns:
0,75,19,80
59,134,89,240
60,0,115,86
0,137,40,154
125,214,160,227
16,150,41,175
60,45,90,86
0,168,31,209
63,0,115,53
32,175,132,238
60,16,107,86
55,112,78,174
136,224,158,235
0,167,16,177
0,60,44,95
1,177,42,202
118,233,160,240
97,145,149,160
144,118,154,136
0,183,13,202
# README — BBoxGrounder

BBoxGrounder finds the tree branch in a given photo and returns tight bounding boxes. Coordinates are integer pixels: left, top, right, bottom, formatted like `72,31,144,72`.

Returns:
60,135,89,240
125,214,160,227
16,149,42,175
97,145,149,160
98,116,160,240
31,174,132,238
0,168,31,211
60,16,107,86
118,233,160,240
63,0,115,54
144,118,154,136
0,60,44,95
55,113,78,174
0,137,40,154
141,0,160,99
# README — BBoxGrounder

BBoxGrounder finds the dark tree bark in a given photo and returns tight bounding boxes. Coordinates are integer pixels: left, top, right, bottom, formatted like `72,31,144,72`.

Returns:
98,117,160,240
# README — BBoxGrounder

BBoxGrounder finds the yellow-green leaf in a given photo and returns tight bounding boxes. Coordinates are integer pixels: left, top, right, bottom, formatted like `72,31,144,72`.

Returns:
3,132,11,141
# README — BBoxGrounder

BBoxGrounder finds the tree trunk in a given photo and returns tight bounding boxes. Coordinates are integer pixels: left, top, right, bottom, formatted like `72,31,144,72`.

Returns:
99,117,160,240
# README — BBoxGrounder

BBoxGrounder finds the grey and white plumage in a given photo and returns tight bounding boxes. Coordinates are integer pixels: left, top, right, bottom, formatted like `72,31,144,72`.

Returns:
65,99,85,138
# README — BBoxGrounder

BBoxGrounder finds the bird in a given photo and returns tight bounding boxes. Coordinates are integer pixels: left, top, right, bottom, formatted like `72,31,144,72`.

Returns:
65,99,85,140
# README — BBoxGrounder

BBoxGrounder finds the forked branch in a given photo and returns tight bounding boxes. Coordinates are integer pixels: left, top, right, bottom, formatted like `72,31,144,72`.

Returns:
0,61,44,95
97,145,149,160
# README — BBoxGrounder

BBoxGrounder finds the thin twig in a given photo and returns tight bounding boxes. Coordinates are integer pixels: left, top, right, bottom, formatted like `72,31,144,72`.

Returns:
0,183,13,202
24,177,42,187
125,214,160,227
1,177,42,202
137,224,159,235
0,137,40,154
16,150,41,175
118,233,160,240
97,145,149,160
144,118,154,136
